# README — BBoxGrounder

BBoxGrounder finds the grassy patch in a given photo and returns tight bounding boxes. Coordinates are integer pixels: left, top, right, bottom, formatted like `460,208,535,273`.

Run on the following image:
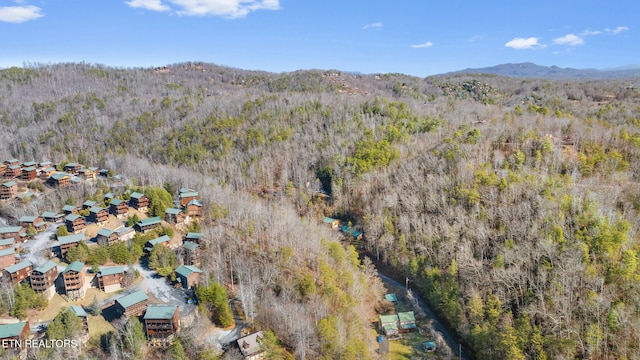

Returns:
389,333,435,360
29,293,69,322
88,315,115,338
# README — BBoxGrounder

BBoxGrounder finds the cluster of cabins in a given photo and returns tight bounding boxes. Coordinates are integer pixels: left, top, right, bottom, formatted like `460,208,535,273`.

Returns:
109,290,181,346
379,293,417,340
322,216,363,241
0,175,219,355
0,158,121,202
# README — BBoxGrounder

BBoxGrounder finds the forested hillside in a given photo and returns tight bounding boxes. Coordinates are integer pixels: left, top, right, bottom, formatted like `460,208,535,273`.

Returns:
1,62,640,359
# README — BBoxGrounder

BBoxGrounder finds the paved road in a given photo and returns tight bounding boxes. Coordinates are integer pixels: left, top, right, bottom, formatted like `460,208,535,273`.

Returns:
377,272,470,360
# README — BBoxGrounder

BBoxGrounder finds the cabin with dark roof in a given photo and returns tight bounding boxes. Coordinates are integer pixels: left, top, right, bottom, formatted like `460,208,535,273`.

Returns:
4,260,32,284
30,260,58,299
97,266,126,293
62,261,87,300
0,181,17,200
115,290,148,318
109,199,128,218
128,192,149,212
144,305,180,345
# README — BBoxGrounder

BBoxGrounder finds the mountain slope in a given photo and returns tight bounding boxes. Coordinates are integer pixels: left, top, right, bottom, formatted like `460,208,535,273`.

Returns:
446,62,640,79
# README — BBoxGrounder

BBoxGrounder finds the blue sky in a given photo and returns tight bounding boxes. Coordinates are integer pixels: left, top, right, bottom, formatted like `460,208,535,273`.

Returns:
0,0,637,76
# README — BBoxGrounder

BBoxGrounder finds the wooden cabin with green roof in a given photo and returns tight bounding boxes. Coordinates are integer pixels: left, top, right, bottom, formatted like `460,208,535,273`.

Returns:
65,213,86,234
179,190,199,207
144,304,180,345
0,247,15,270
109,198,128,218
0,238,14,251
88,206,109,225
0,226,25,243
379,314,400,338
5,165,21,178
47,172,71,187
0,180,17,200
175,265,203,289
184,232,202,243
41,211,64,223
116,290,148,318
97,266,126,292
144,235,171,252
68,305,89,341
63,163,82,174
96,228,119,246
164,207,183,224
135,216,162,233
182,241,200,266
129,192,149,212
3,260,32,284
30,260,58,299
0,321,30,358
62,261,87,300
185,199,203,217
398,311,417,332
20,166,36,181
58,233,84,258
19,215,46,231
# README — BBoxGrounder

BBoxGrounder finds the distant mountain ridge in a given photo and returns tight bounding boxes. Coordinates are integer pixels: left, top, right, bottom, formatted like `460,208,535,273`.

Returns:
447,62,640,79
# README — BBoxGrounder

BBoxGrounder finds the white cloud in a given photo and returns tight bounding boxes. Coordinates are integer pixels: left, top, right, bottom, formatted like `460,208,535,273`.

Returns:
169,0,280,18
505,37,542,49
580,29,602,36
0,5,43,23
468,35,485,43
125,0,170,12
606,26,629,34
411,41,433,48
553,33,584,46
363,22,382,29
